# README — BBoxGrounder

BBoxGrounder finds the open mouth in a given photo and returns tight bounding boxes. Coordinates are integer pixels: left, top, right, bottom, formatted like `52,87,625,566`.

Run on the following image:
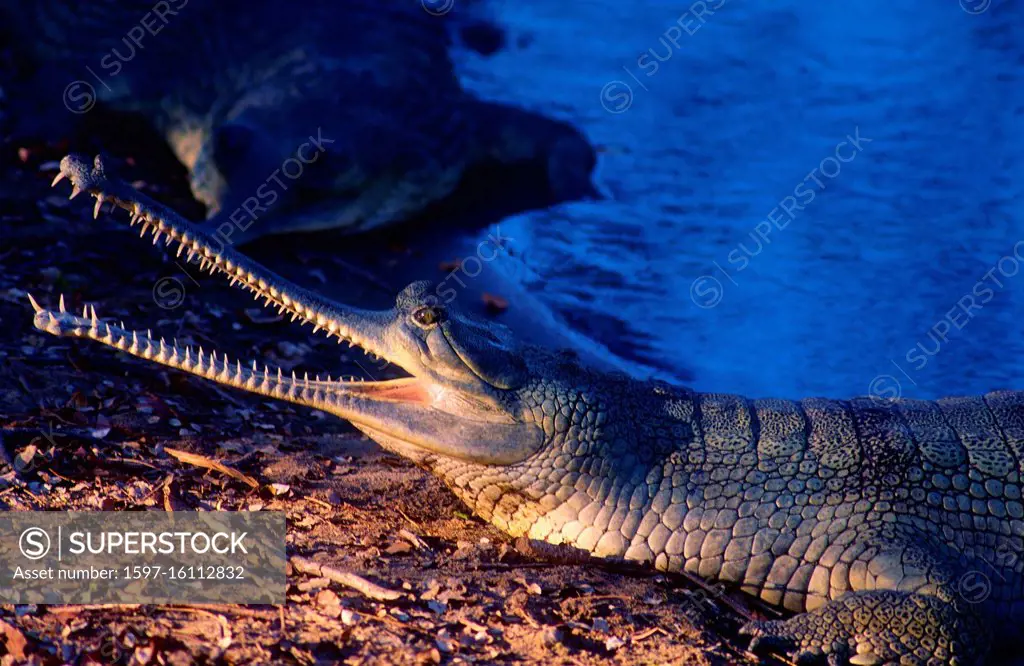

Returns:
29,294,540,465
32,154,546,466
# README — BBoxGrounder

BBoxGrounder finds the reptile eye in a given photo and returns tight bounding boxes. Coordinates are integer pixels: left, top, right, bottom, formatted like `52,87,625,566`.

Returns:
411,305,443,328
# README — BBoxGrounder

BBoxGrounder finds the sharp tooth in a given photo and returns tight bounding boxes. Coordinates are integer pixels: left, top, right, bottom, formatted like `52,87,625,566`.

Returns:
153,230,162,245
51,172,66,187
47,312,58,327
93,195,105,219
90,305,98,324
130,213,140,226
82,305,88,318
69,185,82,200
252,359,258,372
59,294,66,313
27,293,43,313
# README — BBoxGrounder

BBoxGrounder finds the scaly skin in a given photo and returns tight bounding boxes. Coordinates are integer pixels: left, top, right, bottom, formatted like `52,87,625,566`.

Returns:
1,0,596,240
32,155,1022,666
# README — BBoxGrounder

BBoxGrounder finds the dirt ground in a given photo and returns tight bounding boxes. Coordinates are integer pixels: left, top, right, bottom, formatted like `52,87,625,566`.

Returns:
0,122,798,665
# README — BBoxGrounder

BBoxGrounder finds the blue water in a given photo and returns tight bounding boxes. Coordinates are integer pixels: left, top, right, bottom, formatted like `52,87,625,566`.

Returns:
456,0,1024,399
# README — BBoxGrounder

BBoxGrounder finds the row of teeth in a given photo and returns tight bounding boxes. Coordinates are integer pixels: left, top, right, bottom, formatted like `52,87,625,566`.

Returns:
50,171,386,362
29,293,369,401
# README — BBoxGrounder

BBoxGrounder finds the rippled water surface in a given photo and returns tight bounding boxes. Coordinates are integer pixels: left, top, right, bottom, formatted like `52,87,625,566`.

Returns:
457,0,1024,399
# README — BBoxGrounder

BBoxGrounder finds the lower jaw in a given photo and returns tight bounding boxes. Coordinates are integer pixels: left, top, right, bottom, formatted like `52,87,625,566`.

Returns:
350,423,432,464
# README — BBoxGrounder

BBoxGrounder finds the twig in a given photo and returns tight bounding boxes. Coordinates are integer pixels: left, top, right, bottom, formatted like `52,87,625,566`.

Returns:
162,474,174,512
161,604,274,619
1,425,109,446
48,604,143,614
395,507,422,530
105,456,162,471
290,556,403,601
164,447,258,488
305,496,333,510
398,528,429,551
631,626,668,642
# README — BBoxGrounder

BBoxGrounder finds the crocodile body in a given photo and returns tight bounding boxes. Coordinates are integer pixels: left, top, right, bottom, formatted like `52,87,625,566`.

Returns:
31,155,1023,665
2,0,596,240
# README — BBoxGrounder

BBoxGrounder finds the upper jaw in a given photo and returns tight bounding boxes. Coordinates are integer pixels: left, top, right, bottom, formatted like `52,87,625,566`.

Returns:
52,154,396,360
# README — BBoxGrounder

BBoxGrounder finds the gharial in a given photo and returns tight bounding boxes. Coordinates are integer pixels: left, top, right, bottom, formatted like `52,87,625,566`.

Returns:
31,154,1023,666
0,0,596,242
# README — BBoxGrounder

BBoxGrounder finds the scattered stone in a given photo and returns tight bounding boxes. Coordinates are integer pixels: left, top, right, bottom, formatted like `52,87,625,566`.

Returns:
605,636,625,651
